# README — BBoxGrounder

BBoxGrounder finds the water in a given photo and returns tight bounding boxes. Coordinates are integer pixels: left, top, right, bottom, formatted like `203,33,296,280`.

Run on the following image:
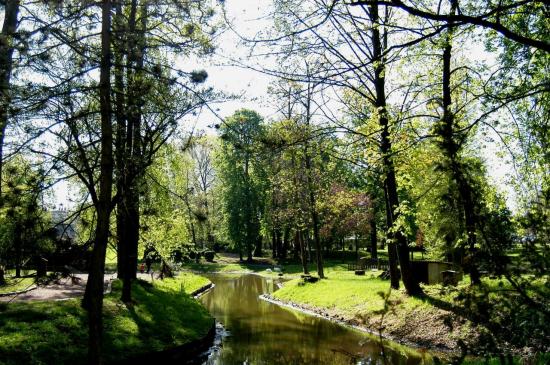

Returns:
200,274,433,365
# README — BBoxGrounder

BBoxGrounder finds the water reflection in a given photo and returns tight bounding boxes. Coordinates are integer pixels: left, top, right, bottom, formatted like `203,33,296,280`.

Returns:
201,274,432,365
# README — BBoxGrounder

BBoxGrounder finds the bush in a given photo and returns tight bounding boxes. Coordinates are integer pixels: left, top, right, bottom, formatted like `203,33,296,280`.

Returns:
204,251,215,262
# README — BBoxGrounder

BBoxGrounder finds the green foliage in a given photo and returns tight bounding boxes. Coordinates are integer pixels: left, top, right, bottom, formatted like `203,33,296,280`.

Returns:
141,143,195,261
216,109,266,258
0,158,53,273
203,250,215,262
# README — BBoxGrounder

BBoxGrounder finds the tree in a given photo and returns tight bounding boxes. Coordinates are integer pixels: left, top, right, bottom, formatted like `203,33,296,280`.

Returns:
0,0,21,202
267,71,328,277
318,184,372,256
0,158,53,279
433,0,481,284
266,0,422,294
188,136,217,249
351,0,550,52
111,0,216,303
217,109,266,262
82,1,113,363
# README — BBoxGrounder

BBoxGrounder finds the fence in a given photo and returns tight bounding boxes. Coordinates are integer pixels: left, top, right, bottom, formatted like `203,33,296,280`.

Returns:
347,259,389,271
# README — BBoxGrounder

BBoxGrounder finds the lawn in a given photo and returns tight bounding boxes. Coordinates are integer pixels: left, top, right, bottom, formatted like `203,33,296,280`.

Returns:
0,277,36,295
0,273,214,365
273,270,433,316
270,270,488,352
270,268,549,361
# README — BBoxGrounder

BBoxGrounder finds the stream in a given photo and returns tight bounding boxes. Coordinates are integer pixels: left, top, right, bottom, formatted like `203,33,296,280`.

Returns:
199,273,434,365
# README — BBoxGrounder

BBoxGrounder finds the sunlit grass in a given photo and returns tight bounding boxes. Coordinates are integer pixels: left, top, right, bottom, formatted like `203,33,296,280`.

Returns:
0,277,35,294
154,272,211,294
273,270,426,315
0,273,213,365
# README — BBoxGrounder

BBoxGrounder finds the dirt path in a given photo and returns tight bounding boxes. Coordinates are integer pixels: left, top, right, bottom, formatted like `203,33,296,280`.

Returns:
0,271,170,303
0,273,117,303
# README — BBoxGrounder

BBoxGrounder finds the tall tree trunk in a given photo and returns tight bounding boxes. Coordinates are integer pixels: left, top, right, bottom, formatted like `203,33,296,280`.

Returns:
369,3,422,295
293,229,300,260
255,234,262,257
355,234,359,261
83,2,113,364
370,216,378,260
305,139,324,277
276,228,283,259
298,230,309,274
14,225,21,278
120,0,146,302
244,157,253,262
302,76,325,278
272,228,277,258
114,0,127,282
0,0,20,203
282,227,289,260
306,230,312,263
439,0,480,285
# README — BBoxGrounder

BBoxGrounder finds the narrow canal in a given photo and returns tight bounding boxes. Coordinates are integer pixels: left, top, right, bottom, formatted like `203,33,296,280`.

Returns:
200,274,433,365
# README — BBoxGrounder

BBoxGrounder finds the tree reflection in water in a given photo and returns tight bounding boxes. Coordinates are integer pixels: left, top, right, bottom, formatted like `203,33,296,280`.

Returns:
200,274,433,365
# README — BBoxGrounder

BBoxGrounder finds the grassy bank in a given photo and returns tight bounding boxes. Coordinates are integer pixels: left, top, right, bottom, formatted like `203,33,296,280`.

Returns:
0,277,35,294
271,270,473,351
271,269,548,361
0,273,214,365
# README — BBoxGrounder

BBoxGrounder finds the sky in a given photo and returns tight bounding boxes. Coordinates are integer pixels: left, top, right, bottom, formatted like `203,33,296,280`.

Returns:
183,0,278,133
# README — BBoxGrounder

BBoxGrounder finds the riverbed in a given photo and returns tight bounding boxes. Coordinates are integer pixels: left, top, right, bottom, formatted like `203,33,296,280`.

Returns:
199,273,434,365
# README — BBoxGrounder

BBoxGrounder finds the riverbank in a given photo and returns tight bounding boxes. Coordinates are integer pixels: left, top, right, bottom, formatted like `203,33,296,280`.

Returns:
266,270,473,353
0,272,214,365
183,256,475,350
267,270,550,362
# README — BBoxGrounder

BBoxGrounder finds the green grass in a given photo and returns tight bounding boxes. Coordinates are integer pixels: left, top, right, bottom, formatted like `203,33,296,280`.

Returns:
154,272,211,294
273,270,427,315
3,269,36,277
105,245,118,272
271,268,548,359
0,273,214,365
0,277,35,294
271,269,544,318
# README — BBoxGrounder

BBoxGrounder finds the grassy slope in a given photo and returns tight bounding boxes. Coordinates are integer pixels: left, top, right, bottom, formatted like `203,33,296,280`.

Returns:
273,268,548,356
0,273,213,365
0,277,35,294
272,270,475,351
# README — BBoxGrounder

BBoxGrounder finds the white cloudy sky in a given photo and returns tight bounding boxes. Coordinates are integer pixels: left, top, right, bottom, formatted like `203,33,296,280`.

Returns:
183,0,279,133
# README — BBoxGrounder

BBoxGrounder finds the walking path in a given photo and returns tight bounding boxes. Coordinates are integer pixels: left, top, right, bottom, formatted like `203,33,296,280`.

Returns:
0,273,117,303
1,271,163,303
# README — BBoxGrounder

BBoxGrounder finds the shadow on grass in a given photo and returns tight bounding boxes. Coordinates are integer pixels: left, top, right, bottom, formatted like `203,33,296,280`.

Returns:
0,299,87,365
0,278,213,365
103,279,213,363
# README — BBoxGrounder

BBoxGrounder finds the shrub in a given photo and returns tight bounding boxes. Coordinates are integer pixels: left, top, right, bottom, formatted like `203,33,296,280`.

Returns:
204,251,215,262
